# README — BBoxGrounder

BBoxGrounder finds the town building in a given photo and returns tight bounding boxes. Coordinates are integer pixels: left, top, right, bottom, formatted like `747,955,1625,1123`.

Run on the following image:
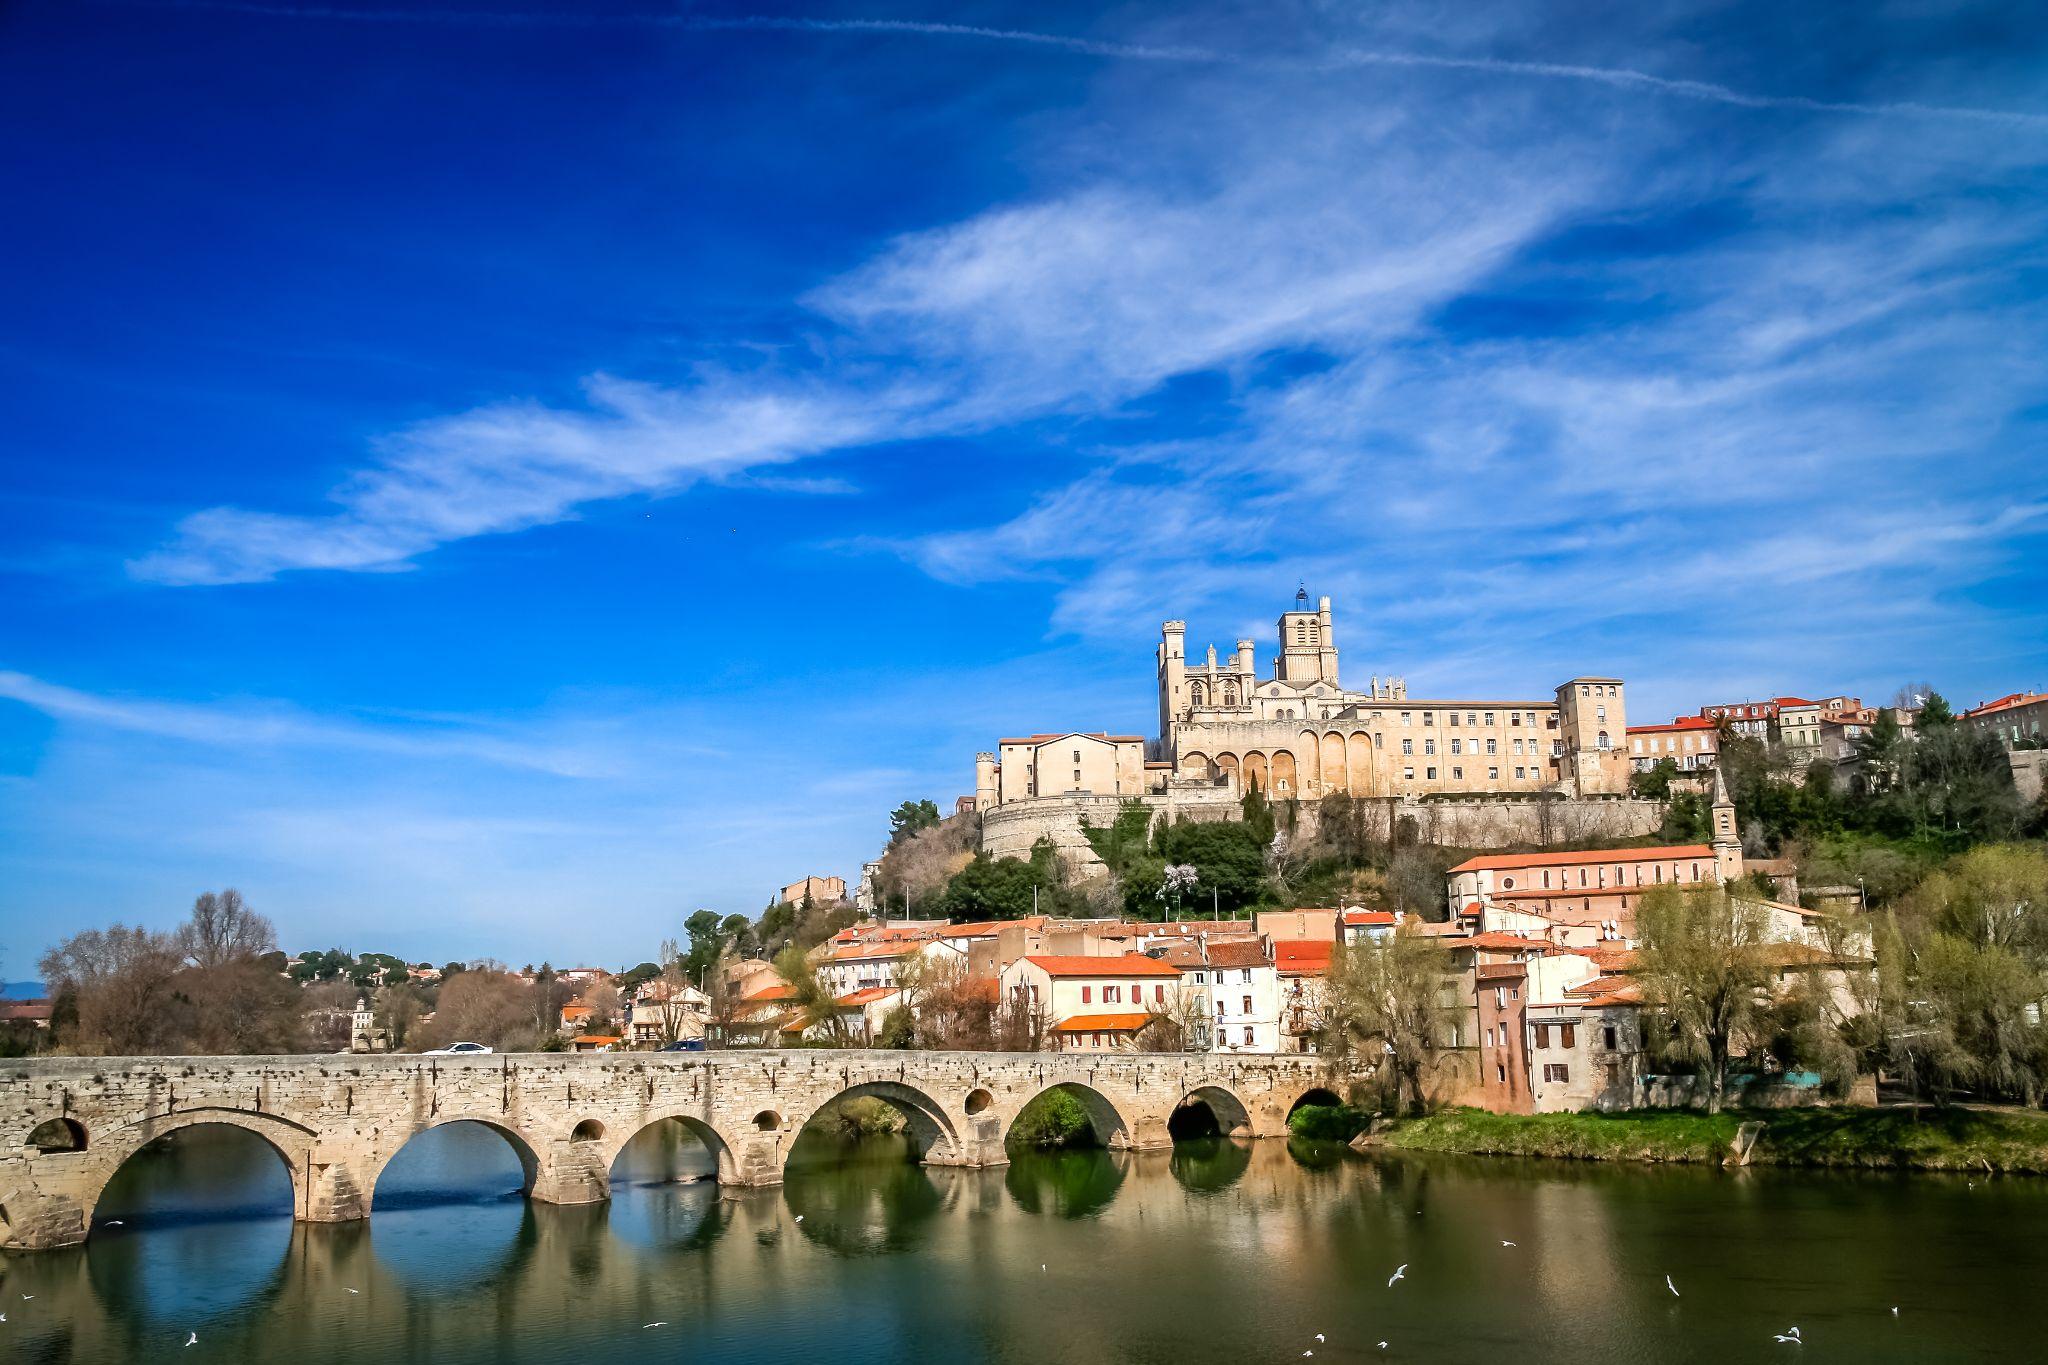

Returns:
1205,939,1282,1053
778,874,848,906
1626,715,1719,772
1000,953,1187,1053
1965,691,2048,748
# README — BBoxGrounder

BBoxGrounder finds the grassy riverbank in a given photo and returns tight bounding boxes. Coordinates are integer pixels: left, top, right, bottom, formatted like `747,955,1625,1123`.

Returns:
1373,1106,2048,1174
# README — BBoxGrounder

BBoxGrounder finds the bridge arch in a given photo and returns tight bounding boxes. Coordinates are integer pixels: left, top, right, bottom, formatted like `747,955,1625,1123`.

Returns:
1005,1080,1131,1151
603,1112,742,1186
78,1108,319,1233
1172,1084,1254,1139
788,1080,965,1165
365,1115,546,1210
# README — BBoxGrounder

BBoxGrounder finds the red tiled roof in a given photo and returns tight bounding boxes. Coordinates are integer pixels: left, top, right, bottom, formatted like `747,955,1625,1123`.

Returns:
834,987,899,1006
1342,909,1397,925
1966,692,2048,718
1053,1012,1154,1033
1627,716,1718,734
570,1034,621,1045
1451,845,1713,873
1021,953,1181,978
819,940,923,963
741,983,796,1003
1774,697,1818,708
0,1001,53,1022
1274,941,1333,975
1205,940,1271,969
1459,932,1556,953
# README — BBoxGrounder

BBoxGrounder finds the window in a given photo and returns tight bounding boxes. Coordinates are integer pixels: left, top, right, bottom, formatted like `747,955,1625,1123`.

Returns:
1495,985,1507,1007
1535,1023,1551,1048
1560,1024,1576,1048
1452,766,1464,779
1543,1064,1570,1083
1243,1026,1254,1046
1466,712,1477,726
1450,738,1462,755
1242,969,1253,983
1511,713,1522,727
1426,767,1437,779
1486,738,1497,755
1489,766,1499,780
1595,705,1606,722
1422,711,1434,726
1449,712,1460,727
1484,711,1495,725
1424,739,1436,755
1081,986,1091,1004
1603,1025,1617,1049
1515,766,1525,779
1401,711,1412,726
1155,984,1166,1002
1107,984,1122,1003
1498,1064,1507,1083
1403,766,1414,780
1501,876,1516,889
1193,971,1205,985
1131,982,1141,999
1402,738,1414,756
1093,1032,1104,1048
1597,730,1610,750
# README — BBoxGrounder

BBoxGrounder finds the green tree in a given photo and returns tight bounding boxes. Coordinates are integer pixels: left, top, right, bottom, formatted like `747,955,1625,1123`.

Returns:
888,798,943,845
1155,820,1266,913
772,945,850,1045
1631,757,1681,800
937,855,1044,922
1632,884,1775,1113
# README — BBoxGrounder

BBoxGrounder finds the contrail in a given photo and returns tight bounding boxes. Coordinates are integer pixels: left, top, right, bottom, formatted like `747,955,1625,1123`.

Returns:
110,2,2048,129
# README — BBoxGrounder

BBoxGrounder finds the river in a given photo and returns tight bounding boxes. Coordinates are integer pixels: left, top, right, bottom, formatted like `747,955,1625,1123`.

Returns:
3,1120,2042,1362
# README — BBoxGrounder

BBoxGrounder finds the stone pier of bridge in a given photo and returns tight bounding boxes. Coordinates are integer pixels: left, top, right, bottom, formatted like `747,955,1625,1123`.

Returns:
0,1050,1348,1252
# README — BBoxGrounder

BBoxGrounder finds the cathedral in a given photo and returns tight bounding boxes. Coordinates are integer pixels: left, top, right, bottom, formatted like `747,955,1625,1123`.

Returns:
1156,589,1630,801
975,590,1631,812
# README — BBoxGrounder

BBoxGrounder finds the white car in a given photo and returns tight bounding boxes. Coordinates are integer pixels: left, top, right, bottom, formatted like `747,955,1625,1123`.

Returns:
424,1041,494,1056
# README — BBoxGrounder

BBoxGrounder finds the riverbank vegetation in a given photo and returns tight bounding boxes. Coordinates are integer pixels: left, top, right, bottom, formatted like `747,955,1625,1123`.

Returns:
1372,1105,2048,1174
1287,1103,1370,1142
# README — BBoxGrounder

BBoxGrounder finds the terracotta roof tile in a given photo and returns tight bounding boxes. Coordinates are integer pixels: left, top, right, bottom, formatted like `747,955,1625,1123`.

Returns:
1052,1012,1155,1033
1451,845,1713,873
1021,953,1182,977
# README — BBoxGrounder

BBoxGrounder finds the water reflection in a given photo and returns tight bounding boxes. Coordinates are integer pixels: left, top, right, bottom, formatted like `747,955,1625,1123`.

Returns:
371,1122,534,1293
12,1125,2048,1365
1167,1135,1252,1194
86,1126,296,1329
783,1133,945,1255
1003,1147,1127,1219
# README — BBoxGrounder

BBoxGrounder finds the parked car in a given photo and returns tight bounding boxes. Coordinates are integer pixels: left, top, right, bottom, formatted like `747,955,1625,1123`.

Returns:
657,1038,707,1052
423,1041,493,1056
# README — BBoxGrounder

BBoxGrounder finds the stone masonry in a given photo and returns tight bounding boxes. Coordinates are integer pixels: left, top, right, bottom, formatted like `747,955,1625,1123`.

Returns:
0,1049,1350,1252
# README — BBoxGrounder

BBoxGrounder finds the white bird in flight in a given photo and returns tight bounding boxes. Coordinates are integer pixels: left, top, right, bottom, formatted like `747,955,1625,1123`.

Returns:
1387,1264,1408,1287
344,1288,358,1295
643,1322,667,1329
184,1333,198,1347
1501,1240,1516,1247
104,1220,123,1227
1378,1342,1388,1351
1891,1307,1900,1317
794,1215,803,1223
1315,1334,1325,1342
1773,1335,1802,1345
1665,1275,1680,1297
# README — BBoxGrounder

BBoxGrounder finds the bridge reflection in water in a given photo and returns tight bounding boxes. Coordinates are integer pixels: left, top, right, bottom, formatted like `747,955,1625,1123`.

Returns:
7,1124,2048,1365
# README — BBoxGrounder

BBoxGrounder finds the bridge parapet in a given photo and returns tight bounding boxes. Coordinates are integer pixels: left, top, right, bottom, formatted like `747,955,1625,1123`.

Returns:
1,1050,1351,1251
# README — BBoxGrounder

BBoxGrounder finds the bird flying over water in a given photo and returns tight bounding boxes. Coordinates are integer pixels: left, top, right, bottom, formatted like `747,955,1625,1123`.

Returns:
794,1215,803,1222
184,1333,198,1347
1665,1275,1680,1297
1387,1264,1408,1287
344,1288,358,1295
1501,1240,1516,1247
1315,1334,1325,1342
1773,1335,1802,1345
643,1322,667,1328
1891,1307,1900,1317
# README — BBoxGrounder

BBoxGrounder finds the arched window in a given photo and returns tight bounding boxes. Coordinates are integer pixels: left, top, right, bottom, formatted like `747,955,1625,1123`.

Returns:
1190,681,1207,707
1597,730,1611,750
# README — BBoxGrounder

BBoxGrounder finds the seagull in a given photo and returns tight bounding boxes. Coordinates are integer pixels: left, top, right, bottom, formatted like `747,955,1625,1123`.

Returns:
1378,1343,1389,1351
643,1322,667,1329
794,1215,803,1223
1773,1335,1802,1345
21,1295,32,1300
1665,1275,1680,1297
344,1288,358,1295
1501,1240,1517,1247
1303,1353,1313,1358
1786,1328,1802,1340
1315,1334,1325,1342
1891,1307,1899,1317
1387,1264,1408,1287
185,1333,198,1347
105,1220,124,1227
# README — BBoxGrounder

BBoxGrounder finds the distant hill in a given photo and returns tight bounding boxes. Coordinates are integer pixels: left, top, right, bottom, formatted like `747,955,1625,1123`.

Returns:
2,981,47,1001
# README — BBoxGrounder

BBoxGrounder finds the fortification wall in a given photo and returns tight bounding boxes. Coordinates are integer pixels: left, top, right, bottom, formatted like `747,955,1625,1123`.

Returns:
980,786,1241,870
1293,795,1666,849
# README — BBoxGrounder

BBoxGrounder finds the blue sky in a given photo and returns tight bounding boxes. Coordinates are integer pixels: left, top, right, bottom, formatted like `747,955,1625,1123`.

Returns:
2,0,2045,968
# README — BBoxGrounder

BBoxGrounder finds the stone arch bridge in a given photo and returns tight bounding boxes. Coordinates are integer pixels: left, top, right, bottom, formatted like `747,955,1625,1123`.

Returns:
0,1050,1351,1252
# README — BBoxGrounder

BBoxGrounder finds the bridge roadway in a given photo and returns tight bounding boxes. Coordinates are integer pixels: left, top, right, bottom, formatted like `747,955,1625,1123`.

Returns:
0,1048,1348,1251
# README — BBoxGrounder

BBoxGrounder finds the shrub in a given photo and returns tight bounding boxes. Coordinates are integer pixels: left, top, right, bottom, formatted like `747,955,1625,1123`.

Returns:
1288,1103,1368,1142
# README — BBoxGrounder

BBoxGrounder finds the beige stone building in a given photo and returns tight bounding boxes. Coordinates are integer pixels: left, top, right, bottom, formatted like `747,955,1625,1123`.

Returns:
1156,591,1630,800
976,732,1149,807
778,874,847,906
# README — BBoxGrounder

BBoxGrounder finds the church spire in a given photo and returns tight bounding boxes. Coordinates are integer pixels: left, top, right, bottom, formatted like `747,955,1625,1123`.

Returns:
1710,761,1743,883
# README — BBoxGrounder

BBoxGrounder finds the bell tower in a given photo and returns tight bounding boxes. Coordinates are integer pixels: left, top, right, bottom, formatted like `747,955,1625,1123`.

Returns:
1276,587,1339,686
1710,763,1744,883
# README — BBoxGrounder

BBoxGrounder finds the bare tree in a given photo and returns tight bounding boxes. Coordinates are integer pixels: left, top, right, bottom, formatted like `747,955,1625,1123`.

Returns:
39,925,187,1055
179,889,276,969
